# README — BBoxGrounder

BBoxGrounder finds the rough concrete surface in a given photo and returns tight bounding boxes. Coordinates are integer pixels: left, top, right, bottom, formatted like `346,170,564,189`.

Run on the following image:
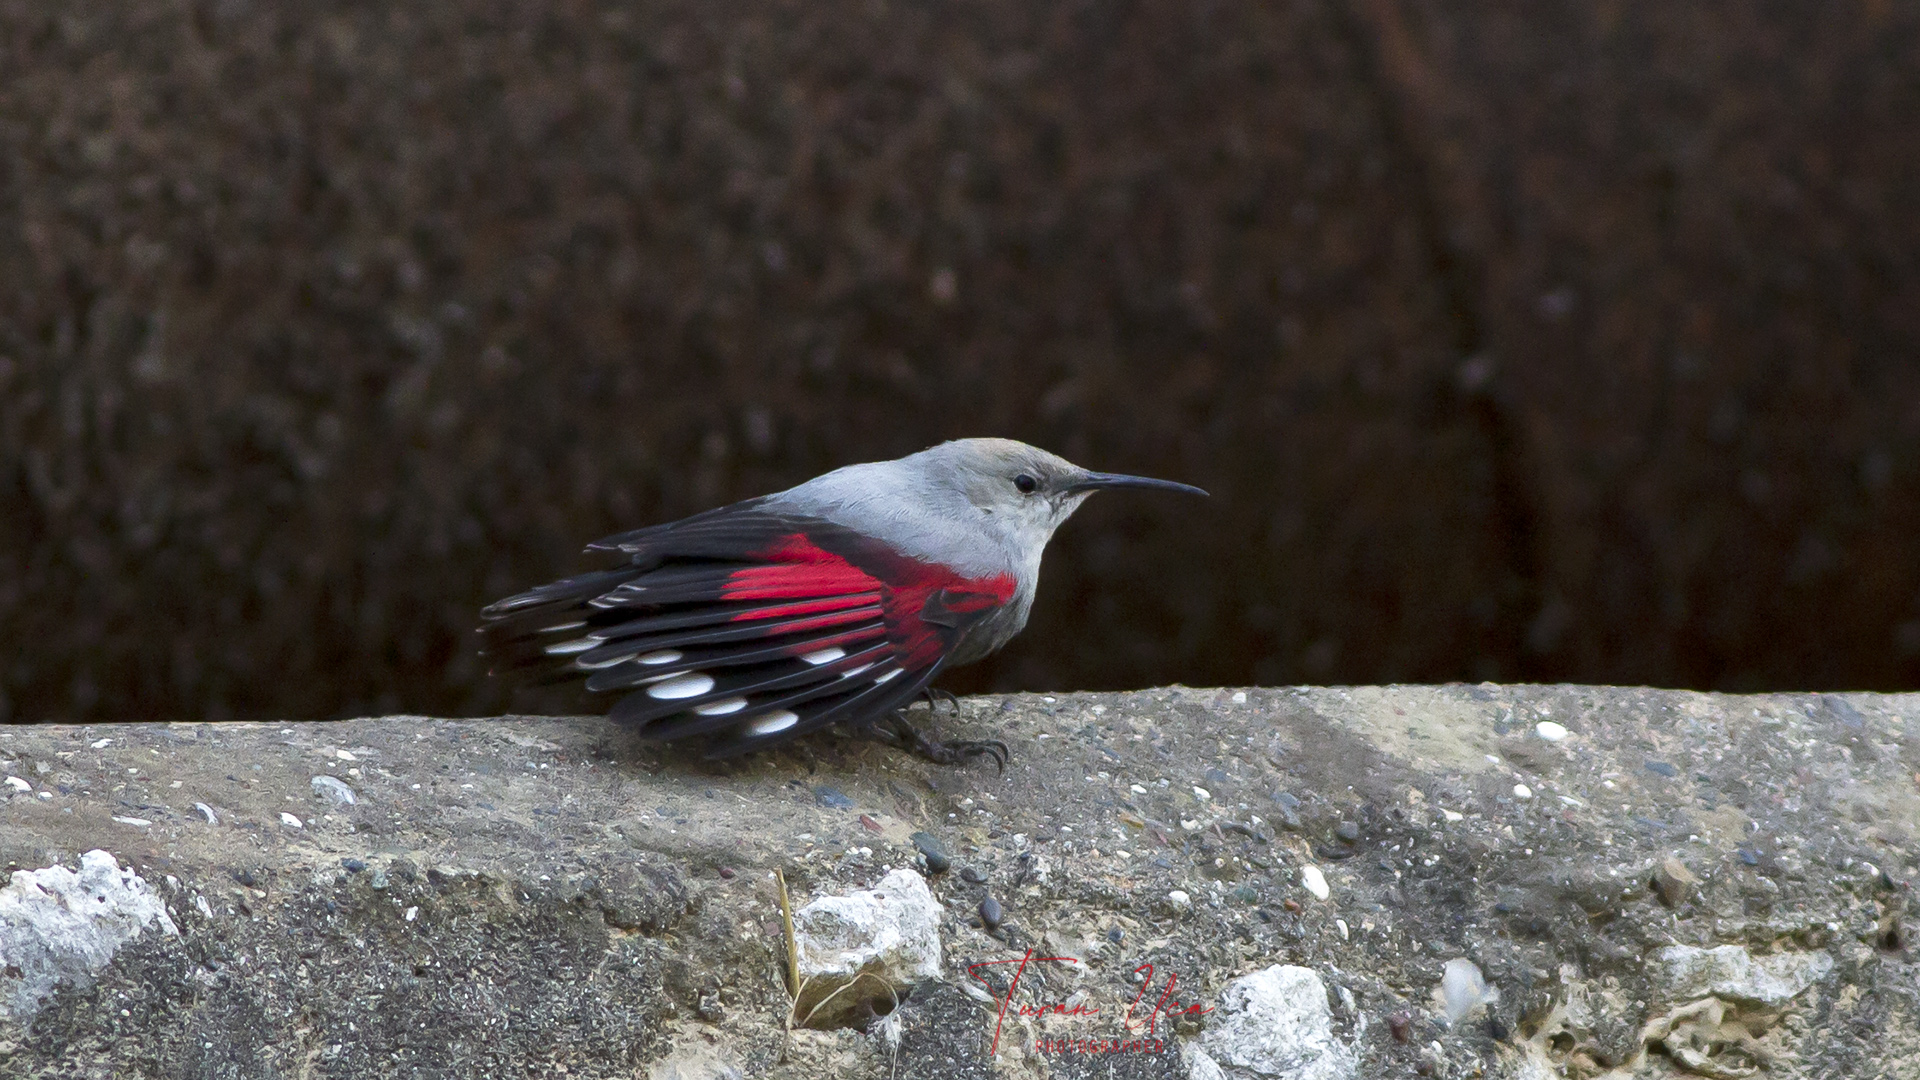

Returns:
1,685,1916,1078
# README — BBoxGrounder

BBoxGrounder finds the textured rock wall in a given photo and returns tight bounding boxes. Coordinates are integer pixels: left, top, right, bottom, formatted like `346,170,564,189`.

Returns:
2,686,1916,1077
2,2,1918,726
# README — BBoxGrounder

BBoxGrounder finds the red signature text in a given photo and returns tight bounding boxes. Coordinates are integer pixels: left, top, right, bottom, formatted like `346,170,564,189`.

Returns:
965,949,1212,1055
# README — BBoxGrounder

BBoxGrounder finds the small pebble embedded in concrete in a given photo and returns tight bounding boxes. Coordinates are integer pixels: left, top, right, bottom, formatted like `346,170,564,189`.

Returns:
280,813,303,829
910,831,950,873
1653,856,1697,907
1168,889,1192,911
1512,784,1533,800
978,895,1003,929
1301,865,1330,901
1438,958,1498,1025
1534,720,1568,741
310,775,356,806
813,786,855,809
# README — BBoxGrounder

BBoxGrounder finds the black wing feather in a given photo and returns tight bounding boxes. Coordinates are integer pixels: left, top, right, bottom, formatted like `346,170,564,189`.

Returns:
698,662,941,759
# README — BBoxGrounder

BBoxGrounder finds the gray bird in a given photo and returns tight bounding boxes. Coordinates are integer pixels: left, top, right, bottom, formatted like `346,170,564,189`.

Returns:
480,438,1206,766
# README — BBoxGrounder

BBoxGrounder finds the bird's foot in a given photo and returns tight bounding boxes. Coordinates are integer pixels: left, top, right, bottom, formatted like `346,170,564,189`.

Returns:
866,710,1008,773
915,735,1009,773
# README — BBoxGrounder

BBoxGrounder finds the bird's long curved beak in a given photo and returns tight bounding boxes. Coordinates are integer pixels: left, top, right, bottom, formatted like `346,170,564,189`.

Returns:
1068,471,1210,498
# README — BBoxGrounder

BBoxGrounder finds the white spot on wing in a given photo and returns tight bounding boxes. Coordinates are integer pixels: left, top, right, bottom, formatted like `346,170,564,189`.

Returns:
873,668,902,684
800,647,846,665
540,621,587,633
839,663,875,679
647,673,713,699
543,638,595,655
638,650,683,665
695,697,747,716
747,710,799,736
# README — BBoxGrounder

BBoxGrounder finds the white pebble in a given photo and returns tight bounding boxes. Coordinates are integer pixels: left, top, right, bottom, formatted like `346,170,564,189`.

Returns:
1301,865,1330,901
1439,958,1499,1024
280,812,304,829
91,738,113,749
1168,889,1192,911
1534,721,1568,741
1230,691,1247,704
1441,809,1464,822
1193,786,1212,801
4,775,29,792
311,775,357,806
111,815,152,827
1513,784,1533,800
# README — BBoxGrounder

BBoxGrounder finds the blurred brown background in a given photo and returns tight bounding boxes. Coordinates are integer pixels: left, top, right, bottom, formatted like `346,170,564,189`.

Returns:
3,0,1917,725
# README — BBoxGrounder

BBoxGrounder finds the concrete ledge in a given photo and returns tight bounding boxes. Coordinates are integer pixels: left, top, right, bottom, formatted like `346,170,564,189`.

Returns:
2,686,1916,1077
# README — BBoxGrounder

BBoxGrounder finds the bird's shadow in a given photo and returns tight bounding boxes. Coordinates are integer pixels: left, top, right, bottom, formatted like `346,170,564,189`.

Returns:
571,697,987,788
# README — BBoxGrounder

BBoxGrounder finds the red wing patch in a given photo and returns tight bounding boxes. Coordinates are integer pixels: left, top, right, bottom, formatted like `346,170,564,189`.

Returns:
719,561,880,602
751,534,1016,670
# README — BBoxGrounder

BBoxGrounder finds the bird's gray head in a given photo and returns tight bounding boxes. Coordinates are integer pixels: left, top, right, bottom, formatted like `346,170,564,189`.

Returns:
916,437,1208,560
770,437,1206,585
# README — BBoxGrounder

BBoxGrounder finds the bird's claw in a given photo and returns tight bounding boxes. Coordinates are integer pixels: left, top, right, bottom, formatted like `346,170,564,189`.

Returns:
919,687,962,712
866,709,1009,772
918,737,1009,774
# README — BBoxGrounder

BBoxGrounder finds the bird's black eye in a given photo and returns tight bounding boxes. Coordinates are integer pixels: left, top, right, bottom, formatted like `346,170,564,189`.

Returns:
1013,473,1038,494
